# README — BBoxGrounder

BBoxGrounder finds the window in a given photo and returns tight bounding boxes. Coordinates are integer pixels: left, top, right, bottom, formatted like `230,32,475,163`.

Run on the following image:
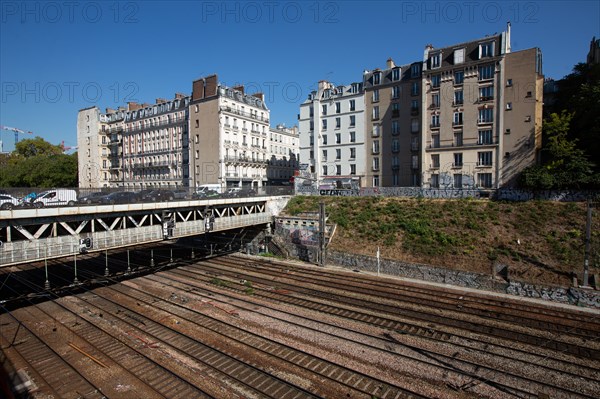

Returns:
322,165,328,175
373,72,381,85
454,48,465,64
478,151,493,166
453,112,463,126
372,89,379,102
349,115,356,126
411,82,419,96
336,149,341,160
309,121,314,131
431,52,441,69
372,125,380,137
335,133,341,144
322,119,327,130
392,102,400,117
335,117,341,129
372,106,380,120
335,102,341,113
411,155,419,169
411,100,419,114
431,114,440,128
411,63,421,77
432,93,440,108
431,174,440,188
454,131,463,146
350,164,356,175
506,102,513,110
454,90,463,105
479,86,494,101
322,104,327,115
479,41,494,58
309,106,314,116
478,64,494,80
392,139,400,153
322,134,327,144
392,86,400,99
392,156,399,168
195,119,199,128
453,153,463,167
349,99,356,111
506,79,513,87
336,165,341,175
322,149,328,161
431,74,441,88
411,118,419,133
455,70,464,85
478,173,493,188
349,131,356,143
478,108,494,123
372,140,380,154
431,154,440,168
453,173,463,188
373,158,380,171
350,147,356,159
431,134,440,148
392,120,399,135
478,130,493,144
310,135,314,145
392,68,400,81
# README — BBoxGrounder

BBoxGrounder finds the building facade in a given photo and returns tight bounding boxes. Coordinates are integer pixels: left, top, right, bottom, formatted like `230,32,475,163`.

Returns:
120,95,190,190
298,80,365,188
268,124,299,185
421,26,543,189
77,106,113,188
189,75,271,189
363,59,423,187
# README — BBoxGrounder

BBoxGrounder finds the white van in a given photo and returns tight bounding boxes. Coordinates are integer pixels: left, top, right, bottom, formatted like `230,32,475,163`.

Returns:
196,184,222,194
33,189,78,208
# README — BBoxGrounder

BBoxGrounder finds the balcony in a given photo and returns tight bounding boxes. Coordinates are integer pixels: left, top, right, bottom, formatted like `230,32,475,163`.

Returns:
224,156,268,165
430,123,440,129
410,108,419,116
220,106,270,123
452,163,463,168
430,164,440,170
391,164,400,170
425,140,498,151
452,121,463,127
478,96,494,103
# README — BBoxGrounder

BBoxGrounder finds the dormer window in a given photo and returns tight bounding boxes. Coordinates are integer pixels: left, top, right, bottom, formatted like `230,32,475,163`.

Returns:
454,48,465,64
411,63,421,78
392,68,400,81
431,52,442,69
373,72,381,85
479,41,494,58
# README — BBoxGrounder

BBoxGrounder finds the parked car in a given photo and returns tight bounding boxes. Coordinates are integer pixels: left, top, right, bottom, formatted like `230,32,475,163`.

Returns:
98,191,139,205
78,191,109,205
196,183,222,194
192,189,220,199
138,189,175,202
32,189,77,208
172,188,189,200
221,187,257,198
0,194,19,210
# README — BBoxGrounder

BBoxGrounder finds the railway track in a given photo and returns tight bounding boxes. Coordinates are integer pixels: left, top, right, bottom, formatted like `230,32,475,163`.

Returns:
1,251,598,398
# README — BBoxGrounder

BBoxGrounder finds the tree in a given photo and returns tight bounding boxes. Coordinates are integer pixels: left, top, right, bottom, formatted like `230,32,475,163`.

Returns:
0,137,78,188
520,111,597,189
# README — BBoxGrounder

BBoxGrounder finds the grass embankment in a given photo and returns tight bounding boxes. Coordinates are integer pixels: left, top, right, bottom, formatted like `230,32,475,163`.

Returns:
283,196,600,287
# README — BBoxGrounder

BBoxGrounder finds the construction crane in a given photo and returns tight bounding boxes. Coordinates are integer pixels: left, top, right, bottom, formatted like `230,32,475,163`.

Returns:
60,140,78,153
0,125,33,148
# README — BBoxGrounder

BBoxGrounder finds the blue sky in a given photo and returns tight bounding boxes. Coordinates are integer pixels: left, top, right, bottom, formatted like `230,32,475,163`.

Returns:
1,0,598,152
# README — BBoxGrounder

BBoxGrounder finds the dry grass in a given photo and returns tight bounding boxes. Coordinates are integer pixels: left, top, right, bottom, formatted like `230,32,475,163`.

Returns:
283,196,600,287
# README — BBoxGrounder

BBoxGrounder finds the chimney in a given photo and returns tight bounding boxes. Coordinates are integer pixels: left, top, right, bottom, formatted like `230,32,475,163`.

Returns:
105,107,115,114
233,85,245,95
204,74,218,97
252,92,264,102
174,92,186,99
127,102,141,111
155,98,167,104
192,78,206,101
142,103,151,108
387,58,396,69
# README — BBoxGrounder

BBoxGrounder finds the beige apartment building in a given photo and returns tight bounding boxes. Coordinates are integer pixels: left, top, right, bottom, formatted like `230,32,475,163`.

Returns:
189,75,270,189
421,26,543,189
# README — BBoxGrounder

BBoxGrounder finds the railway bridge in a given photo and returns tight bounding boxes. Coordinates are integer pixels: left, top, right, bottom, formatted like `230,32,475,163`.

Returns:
0,195,291,267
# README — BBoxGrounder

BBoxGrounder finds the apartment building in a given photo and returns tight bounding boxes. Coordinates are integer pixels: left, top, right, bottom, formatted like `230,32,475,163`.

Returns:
268,124,299,185
298,80,365,188
189,75,270,189
363,59,423,187
77,106,121,188
421,25,543,189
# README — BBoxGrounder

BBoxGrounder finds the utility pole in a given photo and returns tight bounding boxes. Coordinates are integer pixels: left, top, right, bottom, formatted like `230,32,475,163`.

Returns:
319,202,326,266
582,198,593,288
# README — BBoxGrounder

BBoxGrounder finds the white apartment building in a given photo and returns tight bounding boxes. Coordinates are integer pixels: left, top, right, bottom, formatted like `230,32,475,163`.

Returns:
121,95,190,190
268,124,299,185
298,81,365,188
189,75,270,189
